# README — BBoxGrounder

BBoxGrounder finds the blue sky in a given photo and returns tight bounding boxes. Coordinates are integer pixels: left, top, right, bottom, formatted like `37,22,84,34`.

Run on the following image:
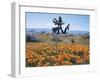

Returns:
25,12,89,31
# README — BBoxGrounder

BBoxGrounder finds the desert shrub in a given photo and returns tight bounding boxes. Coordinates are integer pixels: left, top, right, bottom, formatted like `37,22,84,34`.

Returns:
41,31,46,34
51,36,62,42
69,34,73,36
31,38,42,42
71,38,75,44
51,38,62,42
26,34,31,42
82,33,89,39
82,35,89,39
46,33,50,35
26,34,42,42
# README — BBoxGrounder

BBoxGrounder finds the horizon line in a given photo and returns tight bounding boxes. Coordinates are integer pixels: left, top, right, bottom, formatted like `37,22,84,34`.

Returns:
26,28,89,32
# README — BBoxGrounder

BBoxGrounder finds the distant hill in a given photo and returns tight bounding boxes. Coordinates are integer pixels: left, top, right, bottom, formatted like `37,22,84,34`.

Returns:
26,28,89,35
26,28,51,33
68,31,89,35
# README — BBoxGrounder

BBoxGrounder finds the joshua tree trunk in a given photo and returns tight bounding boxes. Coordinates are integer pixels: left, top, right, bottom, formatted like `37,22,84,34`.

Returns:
57,25,60,34
59,25,64,34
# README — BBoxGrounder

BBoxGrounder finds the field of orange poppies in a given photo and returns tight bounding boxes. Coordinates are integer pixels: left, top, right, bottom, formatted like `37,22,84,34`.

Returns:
26,42,89,67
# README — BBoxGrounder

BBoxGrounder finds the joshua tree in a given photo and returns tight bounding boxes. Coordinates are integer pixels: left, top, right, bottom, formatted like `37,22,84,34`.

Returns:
52,16,64,34
52,16,70,34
